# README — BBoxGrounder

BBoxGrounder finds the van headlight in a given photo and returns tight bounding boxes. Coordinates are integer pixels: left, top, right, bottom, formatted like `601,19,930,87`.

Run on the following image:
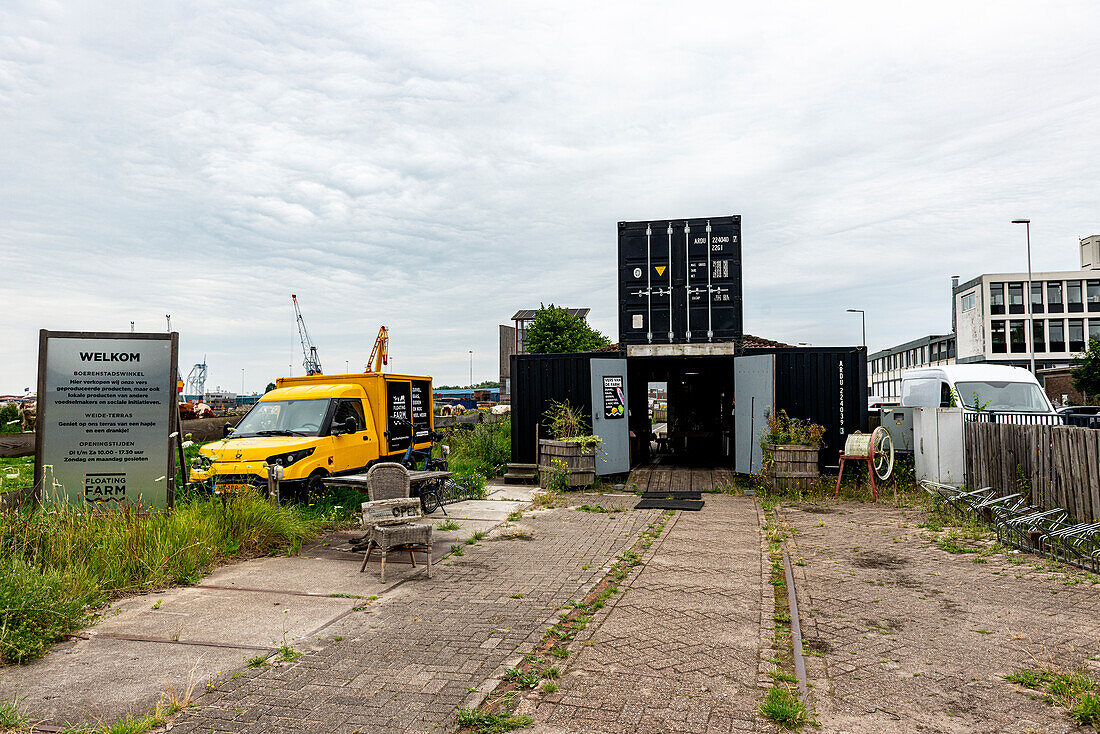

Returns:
192,454,213,471
265,447,316,467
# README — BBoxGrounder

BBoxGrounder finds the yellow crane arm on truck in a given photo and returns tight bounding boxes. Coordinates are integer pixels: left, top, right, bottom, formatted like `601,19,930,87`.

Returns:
367,326,389,372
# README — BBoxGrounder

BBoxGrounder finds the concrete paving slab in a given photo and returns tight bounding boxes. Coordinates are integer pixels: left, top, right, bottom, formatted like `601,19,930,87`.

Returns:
96,587,354,647
487,484,539,502
433,499,526,521
0,636,248,728
194,555,391,596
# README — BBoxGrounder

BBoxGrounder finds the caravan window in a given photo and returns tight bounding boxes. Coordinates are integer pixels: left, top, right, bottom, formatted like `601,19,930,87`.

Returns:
901,378,940,408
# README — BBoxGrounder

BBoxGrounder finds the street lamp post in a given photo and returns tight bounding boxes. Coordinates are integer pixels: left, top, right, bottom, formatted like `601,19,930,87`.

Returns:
468,351,473,390
1012,219,1036,375
846,309,866,348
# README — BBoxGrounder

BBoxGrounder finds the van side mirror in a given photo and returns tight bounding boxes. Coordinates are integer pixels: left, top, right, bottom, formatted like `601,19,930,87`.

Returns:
343,417,357,434
223,422,233,438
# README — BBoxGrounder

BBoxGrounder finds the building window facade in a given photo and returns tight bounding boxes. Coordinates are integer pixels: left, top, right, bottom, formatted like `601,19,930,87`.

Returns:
1068,281,1084,312
991,321,1007,353
1009,320,1026,353
1048,281,1064,313
1089,280,1100,312
1070,319,1086,352
1033,320,1045,352
1008,282,1025,314
1049,320,1066,352
961,291,976,311
990,282,1005,315
1031,282,1044,313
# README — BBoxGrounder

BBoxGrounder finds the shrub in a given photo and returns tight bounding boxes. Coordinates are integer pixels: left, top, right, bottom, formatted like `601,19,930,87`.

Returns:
448,419,510,478
0,403,20,434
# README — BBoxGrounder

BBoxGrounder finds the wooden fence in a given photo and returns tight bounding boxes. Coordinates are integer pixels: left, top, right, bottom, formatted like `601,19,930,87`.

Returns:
964,421,1100,523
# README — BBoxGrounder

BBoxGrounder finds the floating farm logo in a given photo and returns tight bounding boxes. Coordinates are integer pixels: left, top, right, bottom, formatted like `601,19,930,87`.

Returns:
84,472,127,503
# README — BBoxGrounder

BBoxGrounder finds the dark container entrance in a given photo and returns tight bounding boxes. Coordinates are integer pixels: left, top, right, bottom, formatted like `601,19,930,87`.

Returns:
510,347,867,472
627,356,735,467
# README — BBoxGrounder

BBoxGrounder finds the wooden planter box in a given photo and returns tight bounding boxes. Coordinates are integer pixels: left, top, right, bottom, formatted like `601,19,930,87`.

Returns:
538,439,596,489
764,443,820,492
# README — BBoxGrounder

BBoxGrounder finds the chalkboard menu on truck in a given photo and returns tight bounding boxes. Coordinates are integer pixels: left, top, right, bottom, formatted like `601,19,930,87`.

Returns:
35,330,179,509
410,380,431,443
386,380,412,454
617,215,743,347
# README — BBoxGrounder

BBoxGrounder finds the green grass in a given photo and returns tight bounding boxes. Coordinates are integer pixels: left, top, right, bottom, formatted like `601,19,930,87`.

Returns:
760,686,807,728
1007,667,1100,725
0,699,27,730
0,456,33,494
575,504,613,513
447,419,511,478
539,681,558,693
246,654,269,668
454,708,532,734
438,519,461,531
0,495,323,665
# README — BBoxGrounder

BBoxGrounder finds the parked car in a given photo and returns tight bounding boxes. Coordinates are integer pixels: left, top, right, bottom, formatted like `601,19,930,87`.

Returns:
1056,404,1100,428
900,364,1058,420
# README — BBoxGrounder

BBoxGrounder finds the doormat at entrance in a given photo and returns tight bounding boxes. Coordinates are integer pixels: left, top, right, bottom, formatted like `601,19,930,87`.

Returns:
642,490,702,500
634,498,705,511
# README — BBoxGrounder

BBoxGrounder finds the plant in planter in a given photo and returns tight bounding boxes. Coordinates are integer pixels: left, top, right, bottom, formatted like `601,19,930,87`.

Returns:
538,401,602,490
760,411,825,492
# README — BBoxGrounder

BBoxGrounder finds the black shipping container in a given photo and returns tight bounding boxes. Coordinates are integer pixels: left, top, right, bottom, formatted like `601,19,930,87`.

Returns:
618,216,743,346
510,352,604,464
747,346,869,467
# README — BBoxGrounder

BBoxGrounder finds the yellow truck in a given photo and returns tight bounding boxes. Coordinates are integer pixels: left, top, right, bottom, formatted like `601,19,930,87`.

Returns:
189,372,434,495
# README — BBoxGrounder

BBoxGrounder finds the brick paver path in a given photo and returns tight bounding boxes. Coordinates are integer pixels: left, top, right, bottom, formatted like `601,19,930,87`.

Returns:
170,502,662,734
783,502,1100,734
518,494,768,733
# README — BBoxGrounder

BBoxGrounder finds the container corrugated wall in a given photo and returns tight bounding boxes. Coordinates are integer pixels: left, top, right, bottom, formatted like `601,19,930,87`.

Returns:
510,353,602,464
754,347,868,467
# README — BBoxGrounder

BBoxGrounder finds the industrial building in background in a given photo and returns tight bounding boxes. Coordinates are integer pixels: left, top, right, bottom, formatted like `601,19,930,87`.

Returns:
869,234,1100,405
498,307,590,403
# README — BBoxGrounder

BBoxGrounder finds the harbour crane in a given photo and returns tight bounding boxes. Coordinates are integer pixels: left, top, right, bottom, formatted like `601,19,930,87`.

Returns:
366,326,389,372
185,358,208,398
291,294,323,375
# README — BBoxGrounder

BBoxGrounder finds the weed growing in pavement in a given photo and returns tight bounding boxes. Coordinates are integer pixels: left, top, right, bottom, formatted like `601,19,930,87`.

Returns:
246,654,269,668
760,686,807,728
0,699,27,730
502,667,540,689
539,681,559,694
510,592,524,599
438,519,461,531
450,544,465,556
1007,667,1100,725
454,707,532,733
506,510,523,522
575,504,613,513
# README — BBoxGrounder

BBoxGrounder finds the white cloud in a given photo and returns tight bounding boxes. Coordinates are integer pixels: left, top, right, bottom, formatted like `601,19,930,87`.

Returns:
2,0,1099,392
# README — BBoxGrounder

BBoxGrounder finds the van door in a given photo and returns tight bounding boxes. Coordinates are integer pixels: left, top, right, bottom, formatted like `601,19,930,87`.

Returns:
328,399,372,473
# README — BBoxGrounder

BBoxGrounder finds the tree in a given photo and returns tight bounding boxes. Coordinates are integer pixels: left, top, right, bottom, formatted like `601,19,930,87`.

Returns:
265,382,277,394
525,304,611,354
1071,338,1100,401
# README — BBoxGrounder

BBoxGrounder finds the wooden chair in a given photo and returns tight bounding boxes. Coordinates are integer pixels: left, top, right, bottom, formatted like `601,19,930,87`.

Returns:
357,463,433,582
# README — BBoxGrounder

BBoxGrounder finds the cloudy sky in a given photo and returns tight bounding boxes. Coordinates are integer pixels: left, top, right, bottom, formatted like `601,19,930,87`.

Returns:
2,1,1099,393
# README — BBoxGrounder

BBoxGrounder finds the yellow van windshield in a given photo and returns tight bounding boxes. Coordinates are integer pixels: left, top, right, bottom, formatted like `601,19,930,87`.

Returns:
234,399,330,437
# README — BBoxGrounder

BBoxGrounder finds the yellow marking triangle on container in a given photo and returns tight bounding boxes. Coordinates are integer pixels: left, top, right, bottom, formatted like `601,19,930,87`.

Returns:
655,265,666,276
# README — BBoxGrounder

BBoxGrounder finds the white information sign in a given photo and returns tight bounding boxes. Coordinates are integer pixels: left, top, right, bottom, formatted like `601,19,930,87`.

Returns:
35,331,178,509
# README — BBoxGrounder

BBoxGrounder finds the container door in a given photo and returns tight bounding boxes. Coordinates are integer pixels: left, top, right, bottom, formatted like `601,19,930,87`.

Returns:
590,358,630,475
734,354,774,474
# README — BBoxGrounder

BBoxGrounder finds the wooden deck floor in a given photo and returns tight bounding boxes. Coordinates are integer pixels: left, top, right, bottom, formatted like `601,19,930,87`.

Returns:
626,465,738,493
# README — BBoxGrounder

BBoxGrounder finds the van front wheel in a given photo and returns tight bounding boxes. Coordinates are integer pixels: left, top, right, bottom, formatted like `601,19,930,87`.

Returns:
306,471,328,497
